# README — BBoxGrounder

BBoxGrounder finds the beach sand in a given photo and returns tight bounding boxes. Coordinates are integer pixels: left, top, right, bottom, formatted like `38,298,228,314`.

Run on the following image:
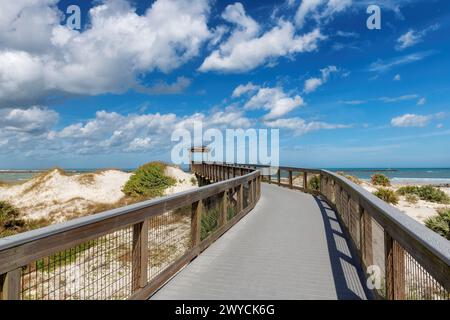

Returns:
360,181,449,224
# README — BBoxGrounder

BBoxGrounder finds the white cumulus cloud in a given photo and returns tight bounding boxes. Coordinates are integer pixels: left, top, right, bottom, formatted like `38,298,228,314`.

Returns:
199,3,326,73
391,114,433,127
0,0,212,107
244,86,305,120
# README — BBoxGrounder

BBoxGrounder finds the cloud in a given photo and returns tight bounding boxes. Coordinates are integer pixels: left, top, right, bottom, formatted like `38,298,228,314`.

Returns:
396,24,439,51
244,86,305,120
391,113,433,127
294,0,353,28
0,105,254,157
379,94,419,103
417,97,426,106
303,65,338,93
0,0,212,107
339,100,367,105
336,30,359,38
199,3,326,73
0,106,58,134
368,51,434,73
304,78,323,94
232,82,260,98
393,74,401,81
264,117,350,136
136,77,192,95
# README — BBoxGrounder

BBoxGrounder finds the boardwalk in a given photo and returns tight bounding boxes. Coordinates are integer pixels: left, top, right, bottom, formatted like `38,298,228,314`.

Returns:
152,183,370,300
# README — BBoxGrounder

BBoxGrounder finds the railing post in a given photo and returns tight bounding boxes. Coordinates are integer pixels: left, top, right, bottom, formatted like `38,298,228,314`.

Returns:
249,180,254,204
303,172,308,190
219,191,228,227
385,234,406,300
191,200,203,248
385,233,394,300
288,170,293,189
277,169,281,185
1,269,21,300
238,184,244,212
132,220,148,291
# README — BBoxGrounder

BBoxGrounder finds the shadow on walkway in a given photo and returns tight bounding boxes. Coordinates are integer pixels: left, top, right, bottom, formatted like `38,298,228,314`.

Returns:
314,196,373,300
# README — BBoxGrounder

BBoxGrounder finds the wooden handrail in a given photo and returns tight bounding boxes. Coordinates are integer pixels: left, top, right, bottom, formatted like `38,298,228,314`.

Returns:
1,161,448,300
0,167,260,300
217,162,449,299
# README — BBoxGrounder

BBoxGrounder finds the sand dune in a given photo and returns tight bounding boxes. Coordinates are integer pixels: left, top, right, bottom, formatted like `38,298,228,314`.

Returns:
0,166,197,223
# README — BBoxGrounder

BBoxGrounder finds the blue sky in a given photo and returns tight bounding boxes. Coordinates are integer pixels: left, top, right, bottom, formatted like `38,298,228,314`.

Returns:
0,0,449,169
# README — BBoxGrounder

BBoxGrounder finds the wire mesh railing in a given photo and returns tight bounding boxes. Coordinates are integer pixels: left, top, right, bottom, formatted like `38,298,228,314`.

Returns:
224,162,449,300
0,165,260,300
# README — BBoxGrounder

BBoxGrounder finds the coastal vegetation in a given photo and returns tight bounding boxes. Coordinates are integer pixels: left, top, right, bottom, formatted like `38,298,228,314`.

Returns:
0,200,22,237
373,188,399,205
122,162,176,199
308,175,320,191
425,208,450,240
396,185,450,204
336,172,362,185
371,173,391,187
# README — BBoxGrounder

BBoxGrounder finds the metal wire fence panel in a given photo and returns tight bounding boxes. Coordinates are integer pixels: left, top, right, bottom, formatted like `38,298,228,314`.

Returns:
403,246,449,300
227,188,238,220
201,196,220,241
371,217,386,298
147,209,191,282
21,227,133,300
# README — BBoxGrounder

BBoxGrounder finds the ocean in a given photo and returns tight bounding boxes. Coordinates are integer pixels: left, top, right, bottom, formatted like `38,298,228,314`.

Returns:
1,168,450,185
326,168,450,185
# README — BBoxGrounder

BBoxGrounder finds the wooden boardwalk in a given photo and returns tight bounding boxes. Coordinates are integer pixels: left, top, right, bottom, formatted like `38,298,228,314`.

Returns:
152,183,370,300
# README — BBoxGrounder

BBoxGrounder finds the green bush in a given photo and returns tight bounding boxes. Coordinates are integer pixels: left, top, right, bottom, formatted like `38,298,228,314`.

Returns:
371,173,391,187
0,201,24,237
425,208,450,240
373,188,399,205
122,162,176,198
308,175,320,191
397,185,450,204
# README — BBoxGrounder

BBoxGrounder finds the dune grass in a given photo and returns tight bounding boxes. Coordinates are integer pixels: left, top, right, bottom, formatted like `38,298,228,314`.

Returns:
397,185,450,204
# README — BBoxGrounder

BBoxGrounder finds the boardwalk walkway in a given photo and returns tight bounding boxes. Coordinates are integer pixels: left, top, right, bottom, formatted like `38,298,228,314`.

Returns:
152,183,370,300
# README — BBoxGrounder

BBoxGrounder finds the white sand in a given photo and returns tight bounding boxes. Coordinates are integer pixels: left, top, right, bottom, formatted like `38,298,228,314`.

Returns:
164,166,197,195
360,182,449,224
0,166,197,223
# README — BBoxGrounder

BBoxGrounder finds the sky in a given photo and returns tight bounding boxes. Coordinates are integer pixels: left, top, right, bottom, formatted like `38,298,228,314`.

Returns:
0,0,449,169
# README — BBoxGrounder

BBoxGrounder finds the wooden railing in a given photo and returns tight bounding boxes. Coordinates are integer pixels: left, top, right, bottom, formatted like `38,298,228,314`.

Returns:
0,167,260,300
1,161,448,300
206,162,449,300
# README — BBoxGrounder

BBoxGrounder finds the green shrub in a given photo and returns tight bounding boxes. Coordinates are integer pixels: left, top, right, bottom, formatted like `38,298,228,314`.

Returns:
371,173,391,187
308,175,320,191
122,162,176,198
405,194,419,205
190,177,198,186
0,201,24,237
397,185,450,204
425,208,450,240
373,188,399,205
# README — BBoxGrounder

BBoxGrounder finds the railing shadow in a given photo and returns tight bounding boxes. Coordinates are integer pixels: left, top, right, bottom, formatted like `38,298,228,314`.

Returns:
314,196,373,300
